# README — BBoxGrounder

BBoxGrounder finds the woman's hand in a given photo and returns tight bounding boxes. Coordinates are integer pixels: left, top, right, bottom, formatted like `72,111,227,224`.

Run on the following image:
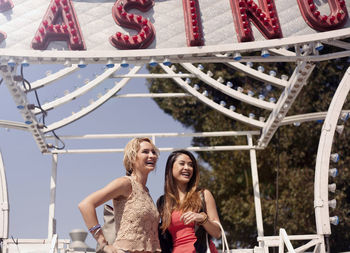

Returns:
103,244,118,253
180,211,207,225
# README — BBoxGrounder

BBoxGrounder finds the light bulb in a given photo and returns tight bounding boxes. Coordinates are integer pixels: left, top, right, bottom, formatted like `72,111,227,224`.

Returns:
261,49,270,58
233,52,242,61
330,153,339,163
163,58,171,66
106,59,114,68
328,184,336,193
329,168,338,178
330,216,339,225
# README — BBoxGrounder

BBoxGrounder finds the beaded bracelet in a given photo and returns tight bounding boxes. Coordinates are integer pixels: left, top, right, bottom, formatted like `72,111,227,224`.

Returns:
93,227,102,237
88,224,101,233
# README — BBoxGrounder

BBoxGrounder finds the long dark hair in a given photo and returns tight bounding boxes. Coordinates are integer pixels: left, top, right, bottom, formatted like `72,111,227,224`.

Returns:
159,150,202,232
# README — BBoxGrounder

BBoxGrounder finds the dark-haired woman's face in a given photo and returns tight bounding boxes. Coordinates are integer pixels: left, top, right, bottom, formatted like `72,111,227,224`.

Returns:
172,154,193,186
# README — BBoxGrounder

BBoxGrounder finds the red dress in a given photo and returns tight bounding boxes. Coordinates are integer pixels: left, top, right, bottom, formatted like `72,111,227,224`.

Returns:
168,211,218,253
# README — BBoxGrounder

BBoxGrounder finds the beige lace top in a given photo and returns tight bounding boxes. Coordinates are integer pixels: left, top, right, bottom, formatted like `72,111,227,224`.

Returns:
112,176,161,252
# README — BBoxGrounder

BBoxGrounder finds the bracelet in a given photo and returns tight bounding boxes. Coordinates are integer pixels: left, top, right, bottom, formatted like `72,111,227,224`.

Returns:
93,227,102,237
198,212,208,225
89,224,101,233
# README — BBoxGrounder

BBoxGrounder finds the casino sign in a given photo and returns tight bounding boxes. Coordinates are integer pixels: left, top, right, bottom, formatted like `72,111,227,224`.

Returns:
0,0,348,52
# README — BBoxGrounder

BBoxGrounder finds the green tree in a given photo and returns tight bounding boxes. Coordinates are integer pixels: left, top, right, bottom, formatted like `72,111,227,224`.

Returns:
146,49,350,251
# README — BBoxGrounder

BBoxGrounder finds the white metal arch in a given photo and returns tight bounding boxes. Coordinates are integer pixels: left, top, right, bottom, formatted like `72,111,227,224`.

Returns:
33,65,121,115
314,67,350,236
29,65,79,91
43,66,142,133
225,62,288,89
160,63,266,128
180,63,276,110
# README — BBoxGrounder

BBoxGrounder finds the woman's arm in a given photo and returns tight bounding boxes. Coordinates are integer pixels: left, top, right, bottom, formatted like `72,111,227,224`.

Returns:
180,189,221,239
78,177,132,249
201,189,221,239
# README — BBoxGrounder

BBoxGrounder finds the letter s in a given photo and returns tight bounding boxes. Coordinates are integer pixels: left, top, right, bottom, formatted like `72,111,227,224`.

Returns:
110,0,156,49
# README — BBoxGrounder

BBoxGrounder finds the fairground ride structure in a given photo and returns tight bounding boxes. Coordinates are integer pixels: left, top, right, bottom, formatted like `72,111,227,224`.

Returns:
0,0,350,252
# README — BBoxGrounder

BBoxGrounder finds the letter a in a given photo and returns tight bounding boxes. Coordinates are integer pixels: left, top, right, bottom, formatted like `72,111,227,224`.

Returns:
31,0,86,50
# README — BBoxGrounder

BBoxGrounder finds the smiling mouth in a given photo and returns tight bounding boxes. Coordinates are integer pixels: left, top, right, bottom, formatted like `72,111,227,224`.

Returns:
181,172,191,177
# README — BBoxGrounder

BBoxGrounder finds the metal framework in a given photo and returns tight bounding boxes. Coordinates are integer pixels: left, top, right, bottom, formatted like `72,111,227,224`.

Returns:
1,25,350,253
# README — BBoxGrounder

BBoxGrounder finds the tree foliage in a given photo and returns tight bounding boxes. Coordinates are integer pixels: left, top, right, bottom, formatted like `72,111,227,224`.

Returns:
146,47,350,251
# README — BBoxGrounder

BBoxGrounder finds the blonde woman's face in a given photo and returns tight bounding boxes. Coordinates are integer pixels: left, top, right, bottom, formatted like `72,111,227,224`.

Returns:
172,154,193,186
133,141,158,173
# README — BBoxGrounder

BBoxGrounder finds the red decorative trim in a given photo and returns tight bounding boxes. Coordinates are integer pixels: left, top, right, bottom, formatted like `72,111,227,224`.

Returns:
182,0,204,46
297,0,348,31
0,0,13,12
229,0,283,42
31,0,86,50
110,0,155,50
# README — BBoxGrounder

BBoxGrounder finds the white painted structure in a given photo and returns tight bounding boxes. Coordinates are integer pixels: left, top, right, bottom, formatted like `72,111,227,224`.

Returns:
0,152,9,240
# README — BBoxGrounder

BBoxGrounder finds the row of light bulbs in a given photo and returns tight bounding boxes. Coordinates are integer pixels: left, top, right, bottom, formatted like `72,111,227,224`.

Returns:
5,41,325,69
182,73,266,122
5,67,48,152
328,111,349,226
196,63,281,101
177,63,284,121
5,56,172,69
229,42,323,61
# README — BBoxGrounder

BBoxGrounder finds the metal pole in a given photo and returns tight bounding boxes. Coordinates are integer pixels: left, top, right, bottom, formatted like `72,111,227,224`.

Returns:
247,135,264,239
0,151,9,240
48,154,58,240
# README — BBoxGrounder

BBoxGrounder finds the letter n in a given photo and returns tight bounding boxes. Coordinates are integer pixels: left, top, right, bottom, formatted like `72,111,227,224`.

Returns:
31,0,86,50
229,0,283,42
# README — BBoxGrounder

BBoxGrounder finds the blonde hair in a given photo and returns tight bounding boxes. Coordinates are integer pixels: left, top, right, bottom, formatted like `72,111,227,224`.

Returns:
123,137,159,175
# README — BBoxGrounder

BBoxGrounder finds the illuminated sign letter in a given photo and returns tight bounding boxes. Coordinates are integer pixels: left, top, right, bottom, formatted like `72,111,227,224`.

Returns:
0,32,5,43
229,0,283,42
110,0,155,50
0,0,14,43
297,0,348,31
182,0,204,46
0,0,13,12
31,0,86,50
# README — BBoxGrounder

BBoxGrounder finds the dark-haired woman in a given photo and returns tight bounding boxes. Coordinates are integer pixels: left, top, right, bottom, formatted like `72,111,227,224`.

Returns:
157,150,221,253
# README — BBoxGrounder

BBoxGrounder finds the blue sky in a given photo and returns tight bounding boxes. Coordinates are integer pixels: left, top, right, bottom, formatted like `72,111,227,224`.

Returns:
0,63,194,248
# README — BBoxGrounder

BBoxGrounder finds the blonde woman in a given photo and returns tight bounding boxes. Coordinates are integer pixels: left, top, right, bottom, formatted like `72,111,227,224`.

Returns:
157,150,221,253
79,137,161,253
